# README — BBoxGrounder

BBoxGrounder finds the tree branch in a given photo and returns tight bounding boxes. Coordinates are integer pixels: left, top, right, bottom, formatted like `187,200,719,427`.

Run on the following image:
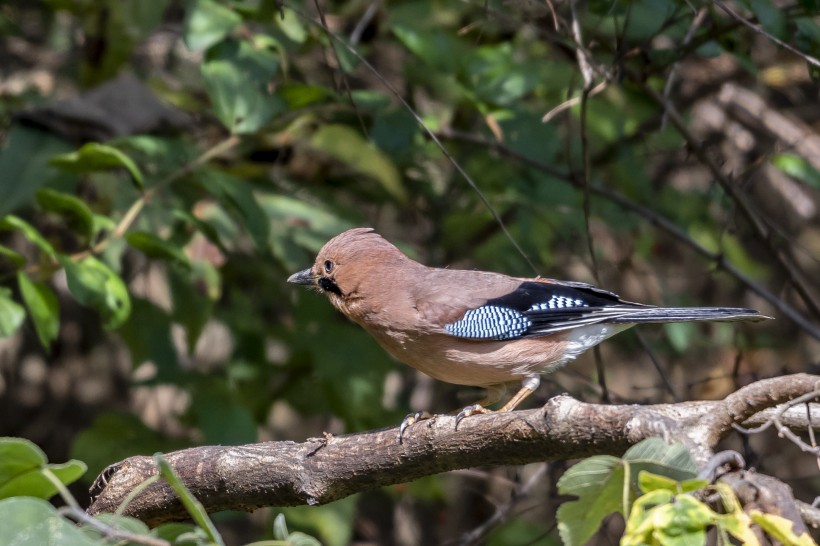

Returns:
87,374,818,527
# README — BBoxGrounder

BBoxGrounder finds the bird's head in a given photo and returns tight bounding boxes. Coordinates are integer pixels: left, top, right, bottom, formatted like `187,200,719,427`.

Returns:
287,228,408,314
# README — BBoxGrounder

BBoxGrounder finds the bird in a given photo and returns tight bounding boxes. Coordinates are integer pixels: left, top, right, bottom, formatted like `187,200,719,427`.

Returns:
288,228,769,438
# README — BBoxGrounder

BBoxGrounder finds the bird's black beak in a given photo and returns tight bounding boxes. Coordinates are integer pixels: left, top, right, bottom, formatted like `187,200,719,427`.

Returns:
287,268,316,286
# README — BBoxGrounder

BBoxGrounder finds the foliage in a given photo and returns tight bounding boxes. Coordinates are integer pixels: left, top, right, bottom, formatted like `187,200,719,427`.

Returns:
0,0,818,542
558,439,816,546
0,437,321,546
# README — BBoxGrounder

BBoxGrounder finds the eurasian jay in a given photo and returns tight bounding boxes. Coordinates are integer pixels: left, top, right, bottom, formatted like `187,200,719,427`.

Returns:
288,228,768,434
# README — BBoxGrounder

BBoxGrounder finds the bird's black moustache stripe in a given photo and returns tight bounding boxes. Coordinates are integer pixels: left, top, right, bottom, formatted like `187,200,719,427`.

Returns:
319,277,343,296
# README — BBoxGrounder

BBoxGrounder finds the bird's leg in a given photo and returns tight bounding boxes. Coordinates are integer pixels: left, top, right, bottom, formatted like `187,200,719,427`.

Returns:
455,375,540,428
398,410,432,443
398,384,508,442
498,375,540,412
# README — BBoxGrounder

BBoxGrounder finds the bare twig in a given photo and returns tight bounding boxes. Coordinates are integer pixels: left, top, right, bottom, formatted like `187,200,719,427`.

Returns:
458,463,549,546
349,0,381,45
542,81,607,123
661,7,708,129
713,0,820,70
634,330,679,401
570,0,595,89
312,0,369,137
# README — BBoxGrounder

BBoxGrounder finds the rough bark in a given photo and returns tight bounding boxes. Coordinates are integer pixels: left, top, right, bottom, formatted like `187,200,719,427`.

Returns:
87,373,819,528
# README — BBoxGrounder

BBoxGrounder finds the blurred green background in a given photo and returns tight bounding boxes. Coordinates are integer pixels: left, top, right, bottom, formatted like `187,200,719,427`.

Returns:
0,0,818,543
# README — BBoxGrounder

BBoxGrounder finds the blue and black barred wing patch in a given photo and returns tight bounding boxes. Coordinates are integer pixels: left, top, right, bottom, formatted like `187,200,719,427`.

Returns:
444,305,532,340
443,281,646,340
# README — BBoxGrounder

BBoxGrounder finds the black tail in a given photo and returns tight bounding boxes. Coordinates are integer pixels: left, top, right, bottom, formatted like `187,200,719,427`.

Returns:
608,307,770,324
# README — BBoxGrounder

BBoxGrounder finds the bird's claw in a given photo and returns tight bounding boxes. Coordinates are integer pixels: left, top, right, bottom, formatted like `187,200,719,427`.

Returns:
397,410,432,443
455,404,492,429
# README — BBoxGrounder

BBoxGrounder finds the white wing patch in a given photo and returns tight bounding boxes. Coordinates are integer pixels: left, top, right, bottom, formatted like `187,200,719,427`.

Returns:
529,295,589,311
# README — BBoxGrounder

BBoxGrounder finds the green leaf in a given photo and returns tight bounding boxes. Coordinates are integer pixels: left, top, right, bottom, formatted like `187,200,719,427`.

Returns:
391,23,466,72
201,39,282,134
638,471,708,497
0,437,86,500
310,124,407,203
0,125,74,218
17,272,60,348
0,215,57,258
771,153,820,189
679,477,710,494
277,83,332,110
156,455,226,546
279,496,357,546
126,231,190,266
183,0,242,52
258,194,352,271
622,438,699,476
0,244,25,268
50,143,143,189
199,171,270,251
557,439,698,546
190,378,257,445
275,8,307,43
60,255,131,330
624,493,713,546
638,470,680,493
663,322,696,354
751,511,817,546
92,513,151,537
173,209,228,252
0,497,100,546
170,261,219,354
151,522,200,543
0,288,25,338
744,0,787,39
117,297,180,379
285,532,323,546
273,513,289,540
556,455,627,546
35,187,96,241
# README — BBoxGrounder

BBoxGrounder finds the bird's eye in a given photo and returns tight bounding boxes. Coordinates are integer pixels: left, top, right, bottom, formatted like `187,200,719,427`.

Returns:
323,260,334,273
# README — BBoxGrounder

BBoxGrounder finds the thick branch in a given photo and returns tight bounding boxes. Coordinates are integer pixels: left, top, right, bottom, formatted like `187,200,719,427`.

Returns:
87,374,818,526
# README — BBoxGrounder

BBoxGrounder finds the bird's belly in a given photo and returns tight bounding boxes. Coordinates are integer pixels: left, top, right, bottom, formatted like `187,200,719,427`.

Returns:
366,329,573,387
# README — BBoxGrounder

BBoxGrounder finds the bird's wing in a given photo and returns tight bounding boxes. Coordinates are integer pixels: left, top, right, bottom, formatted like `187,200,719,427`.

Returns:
439,279,645,340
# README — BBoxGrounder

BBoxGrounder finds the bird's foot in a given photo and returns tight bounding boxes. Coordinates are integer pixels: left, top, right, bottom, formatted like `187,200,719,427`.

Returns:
455,404,493,429
397,410,432,444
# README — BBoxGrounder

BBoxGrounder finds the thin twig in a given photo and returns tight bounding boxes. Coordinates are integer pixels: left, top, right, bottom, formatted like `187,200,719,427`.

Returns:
713,0,820,70
634,330,679,401
734,387,820,438
286,2,539,274
543,0,560,31
458,464,549,546
569,0,609,402
661,7,707,129
542,81,607,123
349,0,381,45
312,0,369,138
